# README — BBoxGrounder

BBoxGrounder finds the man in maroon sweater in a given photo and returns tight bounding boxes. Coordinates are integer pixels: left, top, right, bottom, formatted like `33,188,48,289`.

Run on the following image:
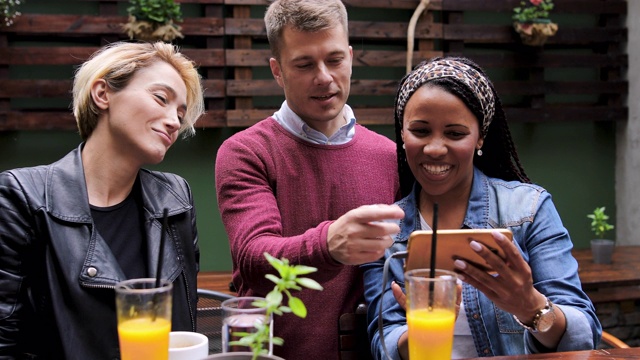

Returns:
215,0,403,358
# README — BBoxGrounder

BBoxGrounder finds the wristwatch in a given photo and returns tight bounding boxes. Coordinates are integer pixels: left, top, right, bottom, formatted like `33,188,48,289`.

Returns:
513,297,556,333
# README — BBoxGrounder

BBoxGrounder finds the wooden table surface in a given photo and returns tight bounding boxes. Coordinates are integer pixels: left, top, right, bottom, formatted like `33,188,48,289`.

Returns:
573,245,640,289
572,245,640,303
197,271,235,295
465,347,640,359
197,246,640,301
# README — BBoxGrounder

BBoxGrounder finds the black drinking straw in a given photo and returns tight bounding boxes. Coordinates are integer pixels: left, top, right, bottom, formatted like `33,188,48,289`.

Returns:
155,208,169,289
429,203,439,309
153,208,169,321
430,203,439,279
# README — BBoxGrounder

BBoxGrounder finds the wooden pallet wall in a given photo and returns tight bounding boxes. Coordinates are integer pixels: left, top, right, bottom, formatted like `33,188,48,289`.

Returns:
0,0,628,131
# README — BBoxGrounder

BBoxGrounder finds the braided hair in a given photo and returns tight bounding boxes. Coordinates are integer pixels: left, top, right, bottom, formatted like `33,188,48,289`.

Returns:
395,57,530,197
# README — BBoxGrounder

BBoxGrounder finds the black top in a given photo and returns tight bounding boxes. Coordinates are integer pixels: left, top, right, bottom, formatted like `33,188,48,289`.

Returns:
91,178,148,280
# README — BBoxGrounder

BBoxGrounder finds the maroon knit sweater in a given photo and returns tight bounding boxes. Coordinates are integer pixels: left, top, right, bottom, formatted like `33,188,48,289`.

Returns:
215,118,399,360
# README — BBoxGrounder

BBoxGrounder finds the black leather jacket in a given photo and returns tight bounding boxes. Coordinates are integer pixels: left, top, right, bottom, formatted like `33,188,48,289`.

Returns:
0,145,199,360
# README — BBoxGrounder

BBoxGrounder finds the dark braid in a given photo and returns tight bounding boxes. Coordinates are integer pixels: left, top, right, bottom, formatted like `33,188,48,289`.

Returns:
395,56,530,197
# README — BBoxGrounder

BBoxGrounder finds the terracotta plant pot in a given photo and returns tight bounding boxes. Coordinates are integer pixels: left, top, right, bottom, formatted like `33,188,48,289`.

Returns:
513,20,558,46
204,352,285,360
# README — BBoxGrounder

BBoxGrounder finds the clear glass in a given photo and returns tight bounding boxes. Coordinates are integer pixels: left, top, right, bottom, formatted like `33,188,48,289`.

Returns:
404,269,458,360
221,296,273,355
115,278,173,360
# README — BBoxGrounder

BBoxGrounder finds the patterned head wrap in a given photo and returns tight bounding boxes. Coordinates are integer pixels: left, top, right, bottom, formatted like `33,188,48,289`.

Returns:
395,58,496,137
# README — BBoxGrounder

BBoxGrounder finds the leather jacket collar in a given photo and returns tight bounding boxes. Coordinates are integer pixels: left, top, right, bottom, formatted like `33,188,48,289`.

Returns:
46,143,192,224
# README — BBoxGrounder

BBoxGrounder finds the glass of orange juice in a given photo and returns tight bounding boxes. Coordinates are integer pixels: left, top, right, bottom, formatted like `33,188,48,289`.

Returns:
115,278,173,360
405,269,457,360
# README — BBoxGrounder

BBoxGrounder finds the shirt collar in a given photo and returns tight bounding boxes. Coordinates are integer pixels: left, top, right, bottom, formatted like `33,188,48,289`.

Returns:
272,101,356,145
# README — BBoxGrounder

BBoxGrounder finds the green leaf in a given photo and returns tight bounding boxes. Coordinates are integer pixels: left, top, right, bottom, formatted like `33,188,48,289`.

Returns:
290,265,318,275
265,274,280,285
288,296,307,318
296,277,323,291
266,289,283,305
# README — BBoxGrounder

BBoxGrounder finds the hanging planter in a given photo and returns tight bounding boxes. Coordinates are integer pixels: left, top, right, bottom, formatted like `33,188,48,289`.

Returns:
1,0,24,27
512,0,557,47
122,0,184,42
513,19,558,47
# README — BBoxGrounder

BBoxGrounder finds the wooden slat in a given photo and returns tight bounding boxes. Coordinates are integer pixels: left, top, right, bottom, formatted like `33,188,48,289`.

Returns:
0,79,225,99
196,271,235,295
224,18,441,40
223,0,440,9
224,79,627,98
225,49,445,67
8,15,224,37
0,110,228,131
225,105,628,128
441,0,626,14
0,47,224,67
79,0,224,3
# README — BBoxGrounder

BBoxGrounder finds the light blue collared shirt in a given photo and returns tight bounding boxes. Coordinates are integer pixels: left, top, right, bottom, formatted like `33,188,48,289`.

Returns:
272,101,356,145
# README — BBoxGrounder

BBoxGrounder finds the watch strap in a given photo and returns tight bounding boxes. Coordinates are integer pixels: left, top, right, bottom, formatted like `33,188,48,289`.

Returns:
513,297,554,333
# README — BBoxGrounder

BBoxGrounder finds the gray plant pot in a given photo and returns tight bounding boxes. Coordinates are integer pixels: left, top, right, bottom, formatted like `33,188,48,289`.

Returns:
591,239,615,264
204,352,285,360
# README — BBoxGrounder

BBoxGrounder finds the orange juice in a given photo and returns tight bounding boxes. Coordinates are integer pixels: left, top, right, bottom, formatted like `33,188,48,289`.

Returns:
407,308,455,360
118,317,171,360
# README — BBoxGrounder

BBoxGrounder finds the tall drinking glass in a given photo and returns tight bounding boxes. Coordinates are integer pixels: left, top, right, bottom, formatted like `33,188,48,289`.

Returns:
221,296,273,354
115,278,173,360
405,269,457,360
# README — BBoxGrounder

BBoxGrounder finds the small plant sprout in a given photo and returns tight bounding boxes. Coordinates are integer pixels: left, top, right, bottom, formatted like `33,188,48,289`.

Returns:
231,252,323,360
587,206,614,239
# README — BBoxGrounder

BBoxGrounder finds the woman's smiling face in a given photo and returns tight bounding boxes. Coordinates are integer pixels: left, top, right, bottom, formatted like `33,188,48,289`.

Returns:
401,84,483,199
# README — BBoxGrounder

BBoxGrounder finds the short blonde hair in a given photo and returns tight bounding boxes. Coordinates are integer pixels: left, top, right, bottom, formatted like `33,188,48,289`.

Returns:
264,0,349,61
72,41,205,140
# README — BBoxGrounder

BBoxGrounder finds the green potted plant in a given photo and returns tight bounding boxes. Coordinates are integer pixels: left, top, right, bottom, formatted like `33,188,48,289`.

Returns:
206,253,323,360
512,0,558,46
587,206,615,264
122,0,184,42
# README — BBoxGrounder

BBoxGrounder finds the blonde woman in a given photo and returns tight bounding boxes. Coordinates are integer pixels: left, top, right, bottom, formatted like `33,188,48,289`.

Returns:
0,41,205,359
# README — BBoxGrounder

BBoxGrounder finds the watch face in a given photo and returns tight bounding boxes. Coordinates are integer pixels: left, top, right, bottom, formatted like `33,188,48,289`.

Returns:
536,309,556,333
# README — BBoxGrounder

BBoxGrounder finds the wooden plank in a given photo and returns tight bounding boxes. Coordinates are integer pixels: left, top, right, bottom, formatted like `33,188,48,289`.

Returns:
196,271,235,295
223,51,628,71
469,53,628,69
505,107,627,123
0,80,72,98
443,24,626,44
225,49,444,67
0,110,227,130
224,79,627,98
587,286,640,304
441,0,626,14
223,0,441,9
8,15,224,37
0,79,225,99
80,0,224,3
224,18,441,40
223,0,626,13
0,111,76,130
0,105,628,131
0,47,224,67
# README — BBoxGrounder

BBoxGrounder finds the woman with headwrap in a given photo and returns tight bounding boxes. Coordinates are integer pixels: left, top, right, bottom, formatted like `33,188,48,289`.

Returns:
362,57,601,359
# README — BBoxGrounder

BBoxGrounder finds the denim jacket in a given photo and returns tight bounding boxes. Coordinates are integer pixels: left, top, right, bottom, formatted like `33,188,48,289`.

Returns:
362,167,601,359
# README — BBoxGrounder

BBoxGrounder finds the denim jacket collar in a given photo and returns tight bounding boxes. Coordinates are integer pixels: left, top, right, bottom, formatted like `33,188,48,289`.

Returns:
395,167,492,242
